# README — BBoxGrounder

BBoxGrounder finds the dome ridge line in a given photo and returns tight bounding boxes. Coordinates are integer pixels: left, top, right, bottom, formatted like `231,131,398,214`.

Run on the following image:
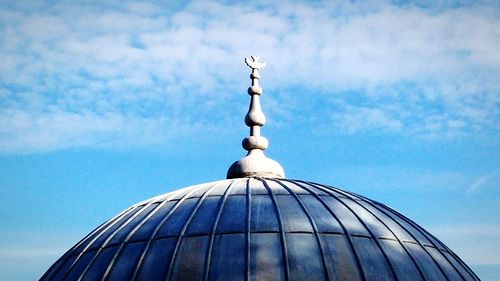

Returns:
203,180,239,281
280,178,367,280
259,178,291,280
268,178,332,280
164,182,217,281
130,185,204,280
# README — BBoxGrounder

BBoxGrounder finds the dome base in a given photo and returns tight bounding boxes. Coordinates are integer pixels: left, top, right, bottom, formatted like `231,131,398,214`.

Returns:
226,150,285,179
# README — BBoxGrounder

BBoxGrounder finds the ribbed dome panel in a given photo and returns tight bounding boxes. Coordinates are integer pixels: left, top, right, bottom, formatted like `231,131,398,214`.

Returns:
41,178,479,281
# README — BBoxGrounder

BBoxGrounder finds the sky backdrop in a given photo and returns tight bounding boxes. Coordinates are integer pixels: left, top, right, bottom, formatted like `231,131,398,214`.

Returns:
0,0,499,280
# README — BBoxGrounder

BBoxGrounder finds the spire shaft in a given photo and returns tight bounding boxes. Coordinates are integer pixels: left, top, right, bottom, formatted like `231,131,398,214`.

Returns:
244,57,268,153
226,56,285,179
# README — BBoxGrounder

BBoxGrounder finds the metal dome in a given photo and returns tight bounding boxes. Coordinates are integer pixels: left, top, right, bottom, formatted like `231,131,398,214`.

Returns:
41,177,479,281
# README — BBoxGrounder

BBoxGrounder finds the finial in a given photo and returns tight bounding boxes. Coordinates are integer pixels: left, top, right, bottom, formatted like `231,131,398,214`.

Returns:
227,56,285,179
245,56,266,70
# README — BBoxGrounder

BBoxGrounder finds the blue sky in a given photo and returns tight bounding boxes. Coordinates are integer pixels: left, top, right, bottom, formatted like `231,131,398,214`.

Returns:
0,0,499,280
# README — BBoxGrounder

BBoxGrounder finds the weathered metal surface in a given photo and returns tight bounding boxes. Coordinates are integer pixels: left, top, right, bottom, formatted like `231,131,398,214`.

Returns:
41,178,479,281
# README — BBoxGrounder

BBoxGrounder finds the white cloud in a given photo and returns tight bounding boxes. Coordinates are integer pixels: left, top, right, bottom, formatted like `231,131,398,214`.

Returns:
0,1,499,152
331,105,403,134
467,168,500,194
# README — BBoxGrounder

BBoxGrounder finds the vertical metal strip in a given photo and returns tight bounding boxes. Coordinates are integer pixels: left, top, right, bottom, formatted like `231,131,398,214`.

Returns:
164,182,218,281
40,259,62,281
280,179,366,281
445,252,480,281
101,200,168,280
59,206,137,281
260,178,291,281
245,178,251,281
375,200,478,281
202,180,237,281
328,184,468,281
52,207,132,280
290,179,400,281
72,207,129,254
75,200,158,281
270,179,331,281
304,180,455,281
387,204,475,280
310,181,427,281
130,184,208,281
400,215,479,281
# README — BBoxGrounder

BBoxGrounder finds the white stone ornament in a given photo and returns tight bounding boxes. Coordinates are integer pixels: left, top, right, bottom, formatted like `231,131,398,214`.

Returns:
245,56,266,70
227,56,285,179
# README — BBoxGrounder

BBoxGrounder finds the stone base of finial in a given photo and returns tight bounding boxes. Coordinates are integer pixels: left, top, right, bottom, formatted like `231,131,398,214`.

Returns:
226,150,285,179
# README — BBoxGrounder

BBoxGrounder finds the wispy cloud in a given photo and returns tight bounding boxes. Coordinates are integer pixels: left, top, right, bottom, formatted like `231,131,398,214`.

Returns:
1,1,499,152
429,223,500,265
467,168,500,194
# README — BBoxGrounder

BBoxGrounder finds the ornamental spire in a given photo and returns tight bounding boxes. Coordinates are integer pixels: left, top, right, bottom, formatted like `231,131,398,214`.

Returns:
226,56,285,179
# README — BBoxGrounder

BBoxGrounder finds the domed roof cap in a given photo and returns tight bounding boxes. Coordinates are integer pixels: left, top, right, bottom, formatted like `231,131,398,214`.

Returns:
41,178,479,281
41,56,480,281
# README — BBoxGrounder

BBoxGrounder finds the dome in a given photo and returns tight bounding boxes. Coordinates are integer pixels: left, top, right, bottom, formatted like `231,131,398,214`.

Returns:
41,178,478,281
41,56,479,280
